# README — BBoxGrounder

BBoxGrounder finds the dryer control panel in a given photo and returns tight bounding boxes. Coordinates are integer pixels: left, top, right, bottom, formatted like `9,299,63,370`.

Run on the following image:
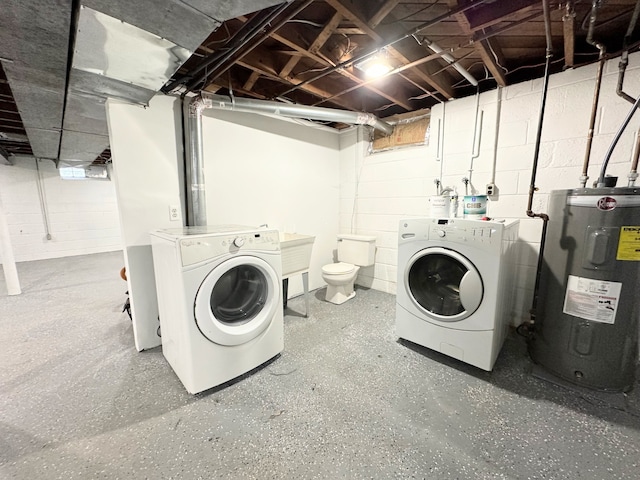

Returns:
179,230,280,266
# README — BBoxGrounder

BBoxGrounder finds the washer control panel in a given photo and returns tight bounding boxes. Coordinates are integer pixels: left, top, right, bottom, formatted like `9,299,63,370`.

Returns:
430,224,497,244
179,230,280,266
399,218,503,247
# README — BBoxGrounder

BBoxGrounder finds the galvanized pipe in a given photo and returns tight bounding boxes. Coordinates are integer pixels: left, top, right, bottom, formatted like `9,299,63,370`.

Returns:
617,0,640,104
184,96,207,226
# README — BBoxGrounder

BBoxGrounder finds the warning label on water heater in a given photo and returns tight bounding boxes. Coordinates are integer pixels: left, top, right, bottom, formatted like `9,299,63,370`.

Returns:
563,275,622,324
616,226,640,261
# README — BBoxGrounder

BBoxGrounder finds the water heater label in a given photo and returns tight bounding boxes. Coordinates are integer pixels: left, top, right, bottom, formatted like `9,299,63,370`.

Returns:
562,275,622,324
616,226,640,261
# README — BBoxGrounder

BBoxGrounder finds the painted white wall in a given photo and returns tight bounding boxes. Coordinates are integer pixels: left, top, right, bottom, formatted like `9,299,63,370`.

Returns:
107,95,185,351
340,51,640,326
201,111,341,297
0,157,121,265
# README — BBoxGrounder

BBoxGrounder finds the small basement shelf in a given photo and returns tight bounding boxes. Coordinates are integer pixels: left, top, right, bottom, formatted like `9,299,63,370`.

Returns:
279,232,315,317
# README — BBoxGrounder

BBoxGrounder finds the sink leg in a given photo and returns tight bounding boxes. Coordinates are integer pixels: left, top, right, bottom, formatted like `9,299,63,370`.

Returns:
302,272,309,318
282,278,288,310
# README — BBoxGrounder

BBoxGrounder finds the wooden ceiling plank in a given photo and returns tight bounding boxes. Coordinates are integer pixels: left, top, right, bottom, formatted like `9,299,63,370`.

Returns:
309,12,343,54
236,18,414,110
477,38,507,86
464,0,540,32
237,59,360,110
369,0,401,29
447,1,507,87
280,12,342,78
243,71,261,91
324,0,455,99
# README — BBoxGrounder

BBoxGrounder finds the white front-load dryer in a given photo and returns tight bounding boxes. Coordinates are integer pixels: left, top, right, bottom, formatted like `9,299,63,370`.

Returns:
396,218,519,371
150,225,283,394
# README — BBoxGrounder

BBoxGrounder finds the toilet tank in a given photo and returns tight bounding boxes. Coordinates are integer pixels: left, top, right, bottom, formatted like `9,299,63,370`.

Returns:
337,234,376,266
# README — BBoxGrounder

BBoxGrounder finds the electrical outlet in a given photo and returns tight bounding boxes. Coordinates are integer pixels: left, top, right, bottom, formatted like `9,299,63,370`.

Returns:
486,183,497,196
169,204,180,221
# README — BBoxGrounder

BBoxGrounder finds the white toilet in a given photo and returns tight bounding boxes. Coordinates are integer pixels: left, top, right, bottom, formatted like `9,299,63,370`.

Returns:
321,234,376,305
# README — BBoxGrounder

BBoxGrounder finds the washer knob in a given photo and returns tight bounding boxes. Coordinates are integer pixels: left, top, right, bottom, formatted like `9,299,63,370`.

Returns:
437,230,446,238
233,237,245,247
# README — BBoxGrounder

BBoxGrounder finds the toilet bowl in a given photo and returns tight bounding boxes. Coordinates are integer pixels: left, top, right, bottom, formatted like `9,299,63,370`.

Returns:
321,234,376,305
321,263,360,305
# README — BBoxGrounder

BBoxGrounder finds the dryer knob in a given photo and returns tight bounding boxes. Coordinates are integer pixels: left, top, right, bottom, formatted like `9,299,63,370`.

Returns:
437,230,446,238
233,237,245,247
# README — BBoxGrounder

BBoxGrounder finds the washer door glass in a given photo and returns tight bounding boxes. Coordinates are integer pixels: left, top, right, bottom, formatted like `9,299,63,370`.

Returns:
406,247,483,322
195,255,279,346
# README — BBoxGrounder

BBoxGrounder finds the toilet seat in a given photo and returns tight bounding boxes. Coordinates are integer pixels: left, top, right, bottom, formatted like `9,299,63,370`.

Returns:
322,262,355,275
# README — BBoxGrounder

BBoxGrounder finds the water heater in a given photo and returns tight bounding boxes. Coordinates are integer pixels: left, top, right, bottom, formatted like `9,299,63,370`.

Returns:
530,187,640,391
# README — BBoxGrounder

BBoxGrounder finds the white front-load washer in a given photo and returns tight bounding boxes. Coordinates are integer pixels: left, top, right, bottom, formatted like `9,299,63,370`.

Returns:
150,225,283,394
396,218,519,371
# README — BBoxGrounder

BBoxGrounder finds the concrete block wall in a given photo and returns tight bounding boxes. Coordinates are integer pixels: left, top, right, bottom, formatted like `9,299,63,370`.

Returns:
340,51,640,325
0,157,122,264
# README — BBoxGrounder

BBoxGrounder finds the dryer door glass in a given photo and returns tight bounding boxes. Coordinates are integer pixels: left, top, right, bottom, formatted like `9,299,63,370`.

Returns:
195,255,280,346
406,248,483,321
211,265,267,325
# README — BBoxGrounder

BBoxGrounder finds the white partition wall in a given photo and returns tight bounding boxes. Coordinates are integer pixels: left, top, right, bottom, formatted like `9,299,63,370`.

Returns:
106,95,185,351
201,110,341,298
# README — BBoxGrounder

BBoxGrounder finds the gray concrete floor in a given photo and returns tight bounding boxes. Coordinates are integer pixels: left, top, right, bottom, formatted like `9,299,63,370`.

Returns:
1,251,640,479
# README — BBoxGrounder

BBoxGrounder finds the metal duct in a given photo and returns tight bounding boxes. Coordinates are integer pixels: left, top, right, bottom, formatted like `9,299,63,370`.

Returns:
183,95,207,227
183,92,394,226
2,0,285,165
200,92,395,135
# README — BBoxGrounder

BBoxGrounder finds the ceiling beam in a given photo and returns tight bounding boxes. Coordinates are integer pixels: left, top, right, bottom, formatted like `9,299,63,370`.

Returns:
325,0,455,99
279,12,342,79
448,1,507,87
243,71,261,91
463,0,540,32
238,17,414,110
369,0,401,29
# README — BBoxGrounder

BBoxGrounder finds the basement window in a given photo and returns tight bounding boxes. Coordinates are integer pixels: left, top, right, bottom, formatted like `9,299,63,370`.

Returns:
370,112,430,153
59,165,110,180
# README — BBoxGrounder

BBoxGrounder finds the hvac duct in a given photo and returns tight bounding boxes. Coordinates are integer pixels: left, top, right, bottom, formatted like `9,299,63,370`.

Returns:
183,93,394,226
200,93,394,135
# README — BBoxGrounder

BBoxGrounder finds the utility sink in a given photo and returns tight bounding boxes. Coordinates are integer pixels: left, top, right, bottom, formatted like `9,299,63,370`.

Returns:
279,232,315,276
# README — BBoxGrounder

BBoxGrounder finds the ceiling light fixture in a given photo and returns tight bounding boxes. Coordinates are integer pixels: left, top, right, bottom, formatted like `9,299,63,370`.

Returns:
355,51,392,78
